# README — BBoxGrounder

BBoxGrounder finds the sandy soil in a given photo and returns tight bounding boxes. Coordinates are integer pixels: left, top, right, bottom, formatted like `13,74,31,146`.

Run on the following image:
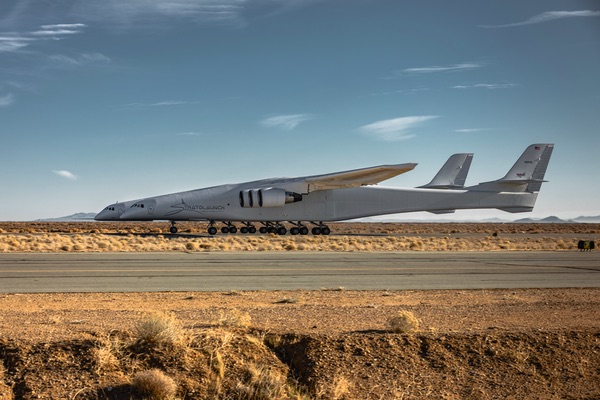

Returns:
0,222,599,399
1,222,599,253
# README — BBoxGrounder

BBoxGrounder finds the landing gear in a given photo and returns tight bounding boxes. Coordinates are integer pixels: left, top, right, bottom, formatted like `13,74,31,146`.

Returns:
240,222,257,234
310,222,331,235
220,222,237,234
289,222,309,235
205,221,328,236
207,220,217,235
169,221,178,234
208,221,257,235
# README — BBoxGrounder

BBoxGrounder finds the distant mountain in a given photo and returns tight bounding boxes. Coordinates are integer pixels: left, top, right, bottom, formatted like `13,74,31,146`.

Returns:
572,215,600,223
513,216,573,223
36,212,97,222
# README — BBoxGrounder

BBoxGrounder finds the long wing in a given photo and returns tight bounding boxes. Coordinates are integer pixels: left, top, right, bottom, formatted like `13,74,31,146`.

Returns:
304,163,417,191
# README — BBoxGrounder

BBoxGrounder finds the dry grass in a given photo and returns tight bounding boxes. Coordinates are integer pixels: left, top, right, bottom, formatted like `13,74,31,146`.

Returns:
1,221,597,253
216,309,252,328
387,310,420,333
134,312,185,346
315,374,351,400
235,364,291,400
132,369,177,400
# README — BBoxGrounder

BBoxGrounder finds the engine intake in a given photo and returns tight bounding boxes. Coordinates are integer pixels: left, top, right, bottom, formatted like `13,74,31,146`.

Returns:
239,188,302,208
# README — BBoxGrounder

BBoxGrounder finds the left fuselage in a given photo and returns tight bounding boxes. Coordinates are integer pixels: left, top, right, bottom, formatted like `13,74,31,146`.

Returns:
110,183,537,223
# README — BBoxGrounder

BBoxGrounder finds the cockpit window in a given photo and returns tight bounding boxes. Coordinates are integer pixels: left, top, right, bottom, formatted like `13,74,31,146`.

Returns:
131,203,145,208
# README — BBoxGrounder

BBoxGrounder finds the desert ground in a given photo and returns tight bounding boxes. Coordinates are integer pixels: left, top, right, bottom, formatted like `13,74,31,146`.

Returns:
0,222,599,399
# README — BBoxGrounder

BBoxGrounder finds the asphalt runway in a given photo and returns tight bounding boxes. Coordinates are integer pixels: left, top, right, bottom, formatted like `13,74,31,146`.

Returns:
1,251,599,293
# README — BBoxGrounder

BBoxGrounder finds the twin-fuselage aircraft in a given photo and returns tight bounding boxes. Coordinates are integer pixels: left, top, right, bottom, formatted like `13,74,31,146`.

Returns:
95,144,554,235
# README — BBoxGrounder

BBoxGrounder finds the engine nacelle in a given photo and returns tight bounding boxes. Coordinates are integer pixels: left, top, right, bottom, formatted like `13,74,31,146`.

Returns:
239,188,302,208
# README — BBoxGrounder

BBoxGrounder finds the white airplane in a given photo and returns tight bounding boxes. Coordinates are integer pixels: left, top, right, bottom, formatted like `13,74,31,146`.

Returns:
95,143,553,235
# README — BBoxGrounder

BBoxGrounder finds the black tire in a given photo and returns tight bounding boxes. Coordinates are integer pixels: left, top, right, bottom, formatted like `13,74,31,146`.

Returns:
321,227,331,235
249,226,257,234
221,227,229,234
312,227,321,235
229,227,237,234
290,227,299,235
170,226,178,234
208,227,217,235
300,227,309,235
240,227,248,234
259,226,267,234
277,227,287,235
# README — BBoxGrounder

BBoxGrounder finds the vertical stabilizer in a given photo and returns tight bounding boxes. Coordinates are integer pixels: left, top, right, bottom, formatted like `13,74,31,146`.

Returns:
420,153,473,189
469,143,554,192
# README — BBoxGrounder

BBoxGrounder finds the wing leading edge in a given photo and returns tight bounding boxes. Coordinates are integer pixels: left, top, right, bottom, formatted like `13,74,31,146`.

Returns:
304,163,417,192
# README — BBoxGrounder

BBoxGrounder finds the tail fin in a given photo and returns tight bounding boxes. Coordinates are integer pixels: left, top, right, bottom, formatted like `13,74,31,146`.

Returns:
420,153,473,189
470,144,554,193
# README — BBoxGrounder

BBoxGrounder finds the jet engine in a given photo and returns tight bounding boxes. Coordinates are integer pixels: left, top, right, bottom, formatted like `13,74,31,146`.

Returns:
239,188,302,208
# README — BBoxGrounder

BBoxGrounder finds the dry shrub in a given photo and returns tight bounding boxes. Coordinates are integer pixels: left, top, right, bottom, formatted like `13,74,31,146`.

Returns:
135,312,184,346
217,309,252,328
132,369,177,400
236,364,289,400
315,374,352,400
387,310,420,333
93,333,125,374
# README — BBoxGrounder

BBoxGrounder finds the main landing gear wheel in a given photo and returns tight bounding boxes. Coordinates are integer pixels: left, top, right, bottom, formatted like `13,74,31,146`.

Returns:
240,222,256,234
208,226,217,235
169,221,178,234
311,223,331,235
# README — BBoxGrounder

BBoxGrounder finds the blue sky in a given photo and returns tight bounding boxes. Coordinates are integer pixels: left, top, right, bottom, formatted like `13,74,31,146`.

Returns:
1,0,599,221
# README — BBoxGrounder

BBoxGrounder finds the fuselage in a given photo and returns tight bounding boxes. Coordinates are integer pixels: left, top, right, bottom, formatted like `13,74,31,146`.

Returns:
102,183,537,223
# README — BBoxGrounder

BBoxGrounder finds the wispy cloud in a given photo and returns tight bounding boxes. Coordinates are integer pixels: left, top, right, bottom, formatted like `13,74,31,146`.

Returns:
0,1,316,32
452,83,518,90
359,116,439,141
454,128,491,133
480,10,600,28
31,23,87,36
0,35,34,52
1,1,248,30
48,52,111,67
371,88,430,96
176,131,201,136
0,93,15,107
122,100,198,109
53,170,78,181
402,63,482,74
0,23,87,53
261,114,314,130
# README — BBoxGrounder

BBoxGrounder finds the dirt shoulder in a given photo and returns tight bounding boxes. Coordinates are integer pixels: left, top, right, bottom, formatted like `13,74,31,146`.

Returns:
1,289,599,399
1,288,598,341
